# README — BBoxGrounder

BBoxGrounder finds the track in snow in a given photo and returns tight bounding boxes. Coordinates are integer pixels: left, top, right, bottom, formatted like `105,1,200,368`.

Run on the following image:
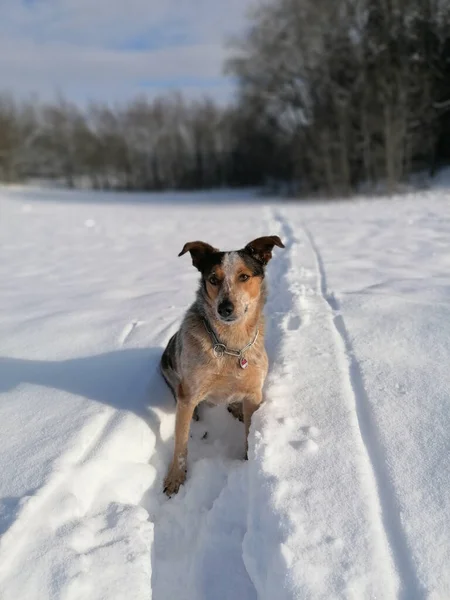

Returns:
301,223,424,600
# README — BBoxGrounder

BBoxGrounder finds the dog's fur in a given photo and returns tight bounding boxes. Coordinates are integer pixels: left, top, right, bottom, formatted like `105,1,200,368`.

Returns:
160,236,285,496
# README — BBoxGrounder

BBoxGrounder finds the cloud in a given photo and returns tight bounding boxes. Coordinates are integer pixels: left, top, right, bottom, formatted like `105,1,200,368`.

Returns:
0,0,253,104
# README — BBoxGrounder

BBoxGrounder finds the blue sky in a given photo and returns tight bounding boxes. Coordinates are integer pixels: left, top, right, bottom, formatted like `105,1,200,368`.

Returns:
0,0,254,105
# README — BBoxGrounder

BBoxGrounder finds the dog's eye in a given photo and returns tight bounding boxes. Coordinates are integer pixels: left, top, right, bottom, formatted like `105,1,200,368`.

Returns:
239,274,250,282
209,275,219,286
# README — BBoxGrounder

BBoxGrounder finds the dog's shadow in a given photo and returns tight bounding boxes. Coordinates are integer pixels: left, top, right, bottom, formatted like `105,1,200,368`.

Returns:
0,347,169,416
0,347,177,473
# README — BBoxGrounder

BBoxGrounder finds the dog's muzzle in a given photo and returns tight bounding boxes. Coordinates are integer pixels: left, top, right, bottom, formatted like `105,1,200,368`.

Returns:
218,299,234,320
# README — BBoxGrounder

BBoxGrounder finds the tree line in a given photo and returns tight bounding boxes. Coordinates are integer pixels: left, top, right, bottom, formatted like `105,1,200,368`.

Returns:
2,0,450,195
0,93,267,190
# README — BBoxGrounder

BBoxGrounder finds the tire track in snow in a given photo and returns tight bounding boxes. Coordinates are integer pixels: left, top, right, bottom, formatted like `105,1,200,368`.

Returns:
301,223,425,600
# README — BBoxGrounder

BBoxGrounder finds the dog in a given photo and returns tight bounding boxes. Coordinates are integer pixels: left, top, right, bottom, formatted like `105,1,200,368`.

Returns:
160,235,285,496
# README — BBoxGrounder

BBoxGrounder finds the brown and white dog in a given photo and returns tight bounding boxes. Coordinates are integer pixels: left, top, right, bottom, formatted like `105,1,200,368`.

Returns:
160,236,285,496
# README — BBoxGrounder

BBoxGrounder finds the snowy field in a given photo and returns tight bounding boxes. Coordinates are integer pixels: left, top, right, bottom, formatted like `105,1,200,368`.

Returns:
0,186,449,600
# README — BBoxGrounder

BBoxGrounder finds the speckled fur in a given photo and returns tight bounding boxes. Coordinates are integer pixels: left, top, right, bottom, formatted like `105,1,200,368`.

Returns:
161,236,284,496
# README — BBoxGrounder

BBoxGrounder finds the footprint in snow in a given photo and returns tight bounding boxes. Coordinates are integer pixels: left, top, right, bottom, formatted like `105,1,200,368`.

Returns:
289,439,319,453
289,425,320,453
301,425,320,438
287,314,302,331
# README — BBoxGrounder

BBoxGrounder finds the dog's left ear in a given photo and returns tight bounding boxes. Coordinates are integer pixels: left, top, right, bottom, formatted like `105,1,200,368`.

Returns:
178,241,218,271
244,235,285,265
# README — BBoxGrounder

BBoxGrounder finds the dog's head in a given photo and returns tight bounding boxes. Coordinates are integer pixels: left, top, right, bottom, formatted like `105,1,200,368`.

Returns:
178,236,285,324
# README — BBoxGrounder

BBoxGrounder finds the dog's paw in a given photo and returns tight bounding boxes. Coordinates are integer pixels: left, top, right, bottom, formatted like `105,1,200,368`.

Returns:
163,467,187,497
227,402,244,422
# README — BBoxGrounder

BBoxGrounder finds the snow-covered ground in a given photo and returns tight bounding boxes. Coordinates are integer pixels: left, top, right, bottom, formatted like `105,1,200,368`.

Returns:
0,187,449,600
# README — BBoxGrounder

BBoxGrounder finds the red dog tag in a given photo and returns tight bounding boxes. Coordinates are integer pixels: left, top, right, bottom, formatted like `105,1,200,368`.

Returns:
240,357,249,369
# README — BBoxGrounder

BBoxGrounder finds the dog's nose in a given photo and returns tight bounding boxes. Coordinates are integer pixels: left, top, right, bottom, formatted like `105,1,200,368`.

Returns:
218,300,234,318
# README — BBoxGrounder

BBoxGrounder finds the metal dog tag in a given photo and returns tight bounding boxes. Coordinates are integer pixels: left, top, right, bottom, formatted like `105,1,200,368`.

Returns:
239,357,249,369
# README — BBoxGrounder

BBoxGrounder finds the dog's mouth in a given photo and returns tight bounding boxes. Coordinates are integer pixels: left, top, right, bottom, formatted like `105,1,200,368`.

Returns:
217,314,238,324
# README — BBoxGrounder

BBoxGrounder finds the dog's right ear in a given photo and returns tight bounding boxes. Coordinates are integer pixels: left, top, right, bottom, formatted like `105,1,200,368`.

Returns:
178,241,218,271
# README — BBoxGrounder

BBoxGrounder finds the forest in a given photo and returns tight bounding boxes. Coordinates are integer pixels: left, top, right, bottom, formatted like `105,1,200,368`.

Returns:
2,0,450,195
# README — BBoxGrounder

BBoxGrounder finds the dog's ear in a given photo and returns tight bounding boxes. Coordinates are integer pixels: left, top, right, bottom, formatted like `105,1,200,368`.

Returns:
178,241,218,271
244,235,285,265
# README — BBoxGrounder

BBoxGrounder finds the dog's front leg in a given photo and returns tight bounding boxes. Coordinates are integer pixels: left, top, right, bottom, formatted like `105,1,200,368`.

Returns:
164,384,199,497
243,391,263,459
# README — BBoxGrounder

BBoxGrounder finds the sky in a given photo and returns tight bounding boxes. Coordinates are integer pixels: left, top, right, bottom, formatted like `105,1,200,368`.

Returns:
0,0,254,105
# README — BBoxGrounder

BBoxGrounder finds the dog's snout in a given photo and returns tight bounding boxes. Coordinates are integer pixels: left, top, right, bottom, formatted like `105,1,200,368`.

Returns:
218,299,234,319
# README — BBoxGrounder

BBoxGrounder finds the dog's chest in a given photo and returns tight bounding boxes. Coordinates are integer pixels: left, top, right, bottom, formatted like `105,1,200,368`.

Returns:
203,358,265,405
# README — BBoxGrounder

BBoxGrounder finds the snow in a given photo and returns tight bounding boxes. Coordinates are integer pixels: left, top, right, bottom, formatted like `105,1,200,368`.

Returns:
0,186,449,600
